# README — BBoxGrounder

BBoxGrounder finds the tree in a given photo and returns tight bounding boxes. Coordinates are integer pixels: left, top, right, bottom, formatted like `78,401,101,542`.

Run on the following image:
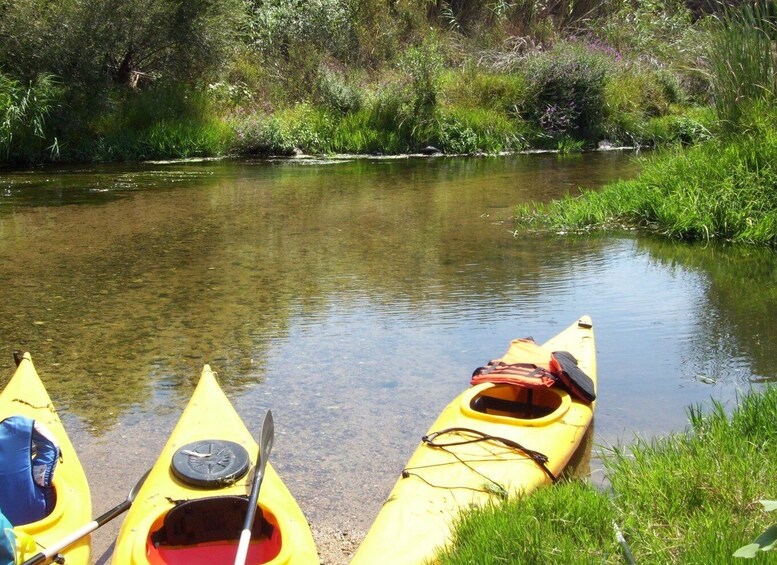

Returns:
0,0,246,88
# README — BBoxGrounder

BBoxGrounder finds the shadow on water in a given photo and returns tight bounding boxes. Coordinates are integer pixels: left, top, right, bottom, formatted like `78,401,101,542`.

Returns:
635,237,777,385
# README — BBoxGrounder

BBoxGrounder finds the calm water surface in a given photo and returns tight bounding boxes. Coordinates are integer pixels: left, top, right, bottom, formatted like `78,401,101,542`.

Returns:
1,153,776,561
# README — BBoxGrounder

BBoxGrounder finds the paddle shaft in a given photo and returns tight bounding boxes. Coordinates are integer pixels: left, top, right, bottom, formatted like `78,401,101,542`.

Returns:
22,501,131,565
234,467,265,563
234,410,273,565
613,520,637,565
21,470,149,565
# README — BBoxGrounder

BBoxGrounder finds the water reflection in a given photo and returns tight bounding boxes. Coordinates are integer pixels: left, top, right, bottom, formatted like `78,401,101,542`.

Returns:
0,153,641,430
1,153,776,552
636,237,777,384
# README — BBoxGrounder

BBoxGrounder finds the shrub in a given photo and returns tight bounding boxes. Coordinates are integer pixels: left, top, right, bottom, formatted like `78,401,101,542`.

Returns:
440,69,527,113
397,38,445,127
329,109,410,154
0,73,60,164
602,63,692,144
596,0,695,61
230,104,334,155
137,119,231,159
315,66,363,115
0,0,245,91
438,109,520,153
248,0,356,63
522,42,611,142
643,114,712,147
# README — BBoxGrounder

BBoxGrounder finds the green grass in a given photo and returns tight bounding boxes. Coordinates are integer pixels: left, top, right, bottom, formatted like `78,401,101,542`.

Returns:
84,118,232,162
708,1,777,133
439,481,622,564
606,388,777,562
0,73,60,164
514,115,777,245
439,386,777,564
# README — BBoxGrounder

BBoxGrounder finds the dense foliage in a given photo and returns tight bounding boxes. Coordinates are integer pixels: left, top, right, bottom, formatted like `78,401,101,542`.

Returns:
515,0,777,247
0,0,732,165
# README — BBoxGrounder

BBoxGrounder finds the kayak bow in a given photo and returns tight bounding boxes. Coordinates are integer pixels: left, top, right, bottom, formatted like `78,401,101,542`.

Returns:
352,316,597,565
0,353,92,565
113,365,318,564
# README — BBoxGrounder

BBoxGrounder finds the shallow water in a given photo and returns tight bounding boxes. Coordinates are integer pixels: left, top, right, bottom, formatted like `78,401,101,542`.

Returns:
1,153,775,562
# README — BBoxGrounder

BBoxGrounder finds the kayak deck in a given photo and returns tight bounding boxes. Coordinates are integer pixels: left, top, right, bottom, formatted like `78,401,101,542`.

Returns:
113,365,318,564
352,316,597,565
0,353,92,565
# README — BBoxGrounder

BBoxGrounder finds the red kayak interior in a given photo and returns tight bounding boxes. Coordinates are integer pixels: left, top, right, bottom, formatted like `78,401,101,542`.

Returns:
144,496,283,564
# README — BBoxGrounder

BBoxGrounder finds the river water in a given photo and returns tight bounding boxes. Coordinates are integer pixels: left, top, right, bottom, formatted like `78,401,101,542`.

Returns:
1,153,776,562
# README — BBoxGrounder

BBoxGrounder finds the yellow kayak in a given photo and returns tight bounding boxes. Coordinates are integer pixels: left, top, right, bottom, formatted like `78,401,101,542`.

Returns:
113,365,319,564
0,352,92,564
352,316,597,565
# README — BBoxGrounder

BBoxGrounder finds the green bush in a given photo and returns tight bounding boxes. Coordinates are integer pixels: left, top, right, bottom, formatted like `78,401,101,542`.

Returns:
315,66,364,115
523,41,611,143
397,38,445,127
606,66,679,119
440,69,527,113
230,104,334,155
642,114,712,147
434,108,527,154
0,73,60,164
329,109,409,154
60,84,234,161
247,0,356,63
596,0,695,61
602,63,694,145
0,0,245,91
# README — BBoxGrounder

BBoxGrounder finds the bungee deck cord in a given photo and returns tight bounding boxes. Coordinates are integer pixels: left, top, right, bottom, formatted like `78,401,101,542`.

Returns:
401,427,557,496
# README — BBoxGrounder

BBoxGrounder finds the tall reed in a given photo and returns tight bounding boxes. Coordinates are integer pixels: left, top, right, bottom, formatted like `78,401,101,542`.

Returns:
707,1,777,131
0,73,59,163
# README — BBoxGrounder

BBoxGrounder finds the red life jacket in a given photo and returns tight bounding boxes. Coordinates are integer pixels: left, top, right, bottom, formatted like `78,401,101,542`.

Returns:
470,338,596,403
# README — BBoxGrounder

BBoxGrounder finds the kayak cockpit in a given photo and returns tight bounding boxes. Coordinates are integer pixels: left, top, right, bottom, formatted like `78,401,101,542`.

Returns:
463,383,570,425
146,496,282,565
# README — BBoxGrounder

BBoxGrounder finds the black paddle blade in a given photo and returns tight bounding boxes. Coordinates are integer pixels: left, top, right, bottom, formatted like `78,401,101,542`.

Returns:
261,410,274,464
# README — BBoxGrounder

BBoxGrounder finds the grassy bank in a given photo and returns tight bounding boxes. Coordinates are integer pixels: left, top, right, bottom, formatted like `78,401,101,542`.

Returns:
438,386,777,564
514,2,777,247
515,117,777,246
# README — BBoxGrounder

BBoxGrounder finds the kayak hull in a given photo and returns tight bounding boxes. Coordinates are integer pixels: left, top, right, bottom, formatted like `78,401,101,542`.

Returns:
113,365,318,564
352,316,597,565
0,352,92,565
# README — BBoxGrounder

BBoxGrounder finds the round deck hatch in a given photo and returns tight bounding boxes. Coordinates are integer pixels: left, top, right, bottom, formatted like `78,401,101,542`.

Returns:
171,439,250,488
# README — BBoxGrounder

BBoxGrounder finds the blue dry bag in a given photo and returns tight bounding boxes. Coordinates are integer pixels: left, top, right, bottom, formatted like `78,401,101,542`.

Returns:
0,508,14,565
0,416,60,526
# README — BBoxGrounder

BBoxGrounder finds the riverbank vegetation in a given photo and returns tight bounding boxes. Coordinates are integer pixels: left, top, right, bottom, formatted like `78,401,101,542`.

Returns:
515,1,777,247
438,386,777,563
1,0,724,165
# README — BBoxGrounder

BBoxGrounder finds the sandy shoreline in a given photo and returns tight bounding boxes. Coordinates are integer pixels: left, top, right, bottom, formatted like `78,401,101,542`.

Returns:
312,526,365,565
